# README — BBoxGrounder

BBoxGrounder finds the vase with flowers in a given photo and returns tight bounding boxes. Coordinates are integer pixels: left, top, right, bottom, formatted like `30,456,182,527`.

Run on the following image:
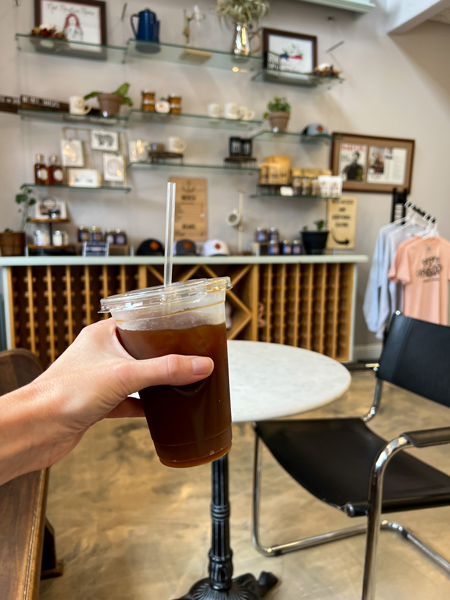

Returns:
215,0,270,56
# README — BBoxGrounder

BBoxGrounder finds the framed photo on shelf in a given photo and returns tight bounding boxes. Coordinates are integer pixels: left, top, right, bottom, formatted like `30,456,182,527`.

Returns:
91,129,119,152
61,138,84,167
262,28,317,74
103,154,124,182
34,0,107,46
33,196,67,219
331,132,415,193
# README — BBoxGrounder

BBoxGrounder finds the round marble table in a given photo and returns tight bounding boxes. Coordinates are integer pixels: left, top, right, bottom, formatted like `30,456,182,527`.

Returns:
175,341,351,600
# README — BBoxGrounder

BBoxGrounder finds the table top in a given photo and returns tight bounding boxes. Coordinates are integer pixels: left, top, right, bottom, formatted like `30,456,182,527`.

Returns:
227,341,351,423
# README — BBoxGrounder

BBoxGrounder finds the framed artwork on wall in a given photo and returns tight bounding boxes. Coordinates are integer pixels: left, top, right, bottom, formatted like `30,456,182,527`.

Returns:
34,0,107,46
262,28,317,74
33,197,67,219
331,132,415,193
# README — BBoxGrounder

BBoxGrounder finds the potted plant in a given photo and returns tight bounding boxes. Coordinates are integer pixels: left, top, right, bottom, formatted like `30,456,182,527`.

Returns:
301,220,329,255
215,0,270,56
263,96,291,132
84,83,133,117
0,185,37,256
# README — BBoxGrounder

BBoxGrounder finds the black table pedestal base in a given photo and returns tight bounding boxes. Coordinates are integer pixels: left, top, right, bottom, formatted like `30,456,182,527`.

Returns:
174,571,278,600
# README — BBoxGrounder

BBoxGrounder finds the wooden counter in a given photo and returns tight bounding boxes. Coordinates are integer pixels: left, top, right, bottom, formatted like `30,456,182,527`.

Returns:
0,255,367,367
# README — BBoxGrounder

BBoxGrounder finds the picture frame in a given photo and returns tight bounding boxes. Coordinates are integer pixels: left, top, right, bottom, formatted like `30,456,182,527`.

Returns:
61,138,84,167
262,28,317,74
33,197,67,219
103,154,124,182
34,0,107,56
91,129,119,152
68,168,100,187
330,132,415,193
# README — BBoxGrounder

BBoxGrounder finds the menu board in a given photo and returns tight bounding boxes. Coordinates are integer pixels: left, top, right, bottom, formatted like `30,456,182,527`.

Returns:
170,177,207,241
326,196,357,250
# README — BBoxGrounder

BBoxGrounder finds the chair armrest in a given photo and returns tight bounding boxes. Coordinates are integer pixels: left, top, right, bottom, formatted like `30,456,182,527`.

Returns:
403,427,450,448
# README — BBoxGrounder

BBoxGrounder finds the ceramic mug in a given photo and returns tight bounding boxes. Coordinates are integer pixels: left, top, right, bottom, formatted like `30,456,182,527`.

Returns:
208,103,222,118
240,106,255,121
167,137,187,153
224,102,241,120
69,96,91,115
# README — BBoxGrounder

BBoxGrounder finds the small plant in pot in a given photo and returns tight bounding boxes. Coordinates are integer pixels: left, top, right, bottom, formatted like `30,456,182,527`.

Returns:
263,96,291,132
301,220,329,255
84,83,133,117
0,185,37,256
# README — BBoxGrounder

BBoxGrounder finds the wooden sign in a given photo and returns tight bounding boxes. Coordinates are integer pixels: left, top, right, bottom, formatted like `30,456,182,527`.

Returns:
171,177,207,241
326,196,357,250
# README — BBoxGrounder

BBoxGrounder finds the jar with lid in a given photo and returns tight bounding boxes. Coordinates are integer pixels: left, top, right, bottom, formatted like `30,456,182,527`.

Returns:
268,240,280,255
114,229,127,245
291,169,302,195
269,227,279,243
301,175,312,196
255,227,269,243
168,94,182,114
311,177,320,197
34,229,50,246
292,239,302,255
90,226,103,242
48,155,64,185
34,154,49,185
281,240,292,255
141,90,155,112
53,230,69,246
104,229,115,245
77,226,90,243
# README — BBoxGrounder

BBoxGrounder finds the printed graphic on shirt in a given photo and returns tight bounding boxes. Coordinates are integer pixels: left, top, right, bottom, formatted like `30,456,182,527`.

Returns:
417,256,442,281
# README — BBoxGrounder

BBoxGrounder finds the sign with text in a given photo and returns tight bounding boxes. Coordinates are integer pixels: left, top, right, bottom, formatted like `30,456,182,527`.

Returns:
171,177,207,242
82,241,109,257
326,196,357,250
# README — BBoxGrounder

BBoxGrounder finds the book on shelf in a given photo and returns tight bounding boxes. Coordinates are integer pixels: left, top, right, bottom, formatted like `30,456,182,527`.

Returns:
0,95,20,113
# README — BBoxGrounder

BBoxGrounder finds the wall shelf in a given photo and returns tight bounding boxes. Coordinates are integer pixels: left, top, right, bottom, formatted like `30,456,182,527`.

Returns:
24,183,131,193
253,131,332,144
129,110,262,131
252,69,344,88
250,193,332,199
128,161,259,173
15,34,126,63
126,39,262,72
18,108,127,127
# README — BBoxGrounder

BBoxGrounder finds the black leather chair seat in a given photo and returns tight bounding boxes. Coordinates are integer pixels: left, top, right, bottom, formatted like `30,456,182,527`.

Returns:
255,418,450,517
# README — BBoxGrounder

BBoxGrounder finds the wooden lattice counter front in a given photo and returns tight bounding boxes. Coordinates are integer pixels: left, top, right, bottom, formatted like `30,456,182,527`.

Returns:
0,256,367,369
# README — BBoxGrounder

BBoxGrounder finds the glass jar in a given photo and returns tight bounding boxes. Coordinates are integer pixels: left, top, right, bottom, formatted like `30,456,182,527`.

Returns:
53,230,69,246
141,90,155,112
114,229,127,245
268,240,280,255
291,169,302,195
104,229,115,245
281,240,292,255
269,227,279,243
292,239,302,255
255,227,269,243
48,154,64,185
90,226,103,242
168,94,182,114
34,153,49,185
77,226,90,243
34,229,49,246
311,177,320,197
301,176,311,196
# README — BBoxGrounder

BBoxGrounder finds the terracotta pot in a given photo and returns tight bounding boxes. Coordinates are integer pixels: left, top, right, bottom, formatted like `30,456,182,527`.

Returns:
268,111,290,133
0,232,26,256
97,93,122,117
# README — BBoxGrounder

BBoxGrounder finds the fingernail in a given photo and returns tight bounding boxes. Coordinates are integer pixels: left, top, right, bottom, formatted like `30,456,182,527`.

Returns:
191,357,213,376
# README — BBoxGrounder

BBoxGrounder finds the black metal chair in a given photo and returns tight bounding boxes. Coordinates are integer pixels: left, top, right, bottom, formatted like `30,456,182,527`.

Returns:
252,312,450,600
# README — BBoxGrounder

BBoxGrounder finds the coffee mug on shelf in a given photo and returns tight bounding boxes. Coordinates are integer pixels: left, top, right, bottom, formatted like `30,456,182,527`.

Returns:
224,102,241,120
208,103,222,118
240,106,255,121
167,137,187,153
69,96,91,115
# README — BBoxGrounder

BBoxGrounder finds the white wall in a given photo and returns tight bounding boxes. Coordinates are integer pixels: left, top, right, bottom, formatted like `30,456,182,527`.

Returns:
1,0,450,356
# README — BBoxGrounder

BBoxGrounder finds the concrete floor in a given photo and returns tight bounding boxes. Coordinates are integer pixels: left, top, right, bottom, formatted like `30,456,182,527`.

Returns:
40,370,450,599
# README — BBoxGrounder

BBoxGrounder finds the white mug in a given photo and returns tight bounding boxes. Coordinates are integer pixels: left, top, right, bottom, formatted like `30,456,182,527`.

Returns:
69,96,91,115
208,103,222,118
167,136,187,153
240,106,255,121
224,102,240,120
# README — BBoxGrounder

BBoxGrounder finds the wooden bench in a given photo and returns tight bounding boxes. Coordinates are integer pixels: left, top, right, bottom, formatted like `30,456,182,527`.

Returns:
0,350,62,600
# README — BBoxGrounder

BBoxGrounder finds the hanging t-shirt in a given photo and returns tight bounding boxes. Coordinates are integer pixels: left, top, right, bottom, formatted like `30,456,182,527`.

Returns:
388,237,450,325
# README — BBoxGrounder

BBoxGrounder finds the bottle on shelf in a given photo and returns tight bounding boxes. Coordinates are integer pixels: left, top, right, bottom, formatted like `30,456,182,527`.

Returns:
48,155,64,185
34,153,49,185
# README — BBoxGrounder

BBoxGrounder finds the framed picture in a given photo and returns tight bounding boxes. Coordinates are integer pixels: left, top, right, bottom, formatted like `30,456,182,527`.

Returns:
103,154,124,182
61,138,84,167
128,140,150,163
34,0,107,47
262,28,317,74
91,129,119,152
34,196,67,219
331,132,415,193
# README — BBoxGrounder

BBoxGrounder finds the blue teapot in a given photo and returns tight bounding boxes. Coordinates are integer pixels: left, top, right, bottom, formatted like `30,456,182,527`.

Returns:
130,8,160,43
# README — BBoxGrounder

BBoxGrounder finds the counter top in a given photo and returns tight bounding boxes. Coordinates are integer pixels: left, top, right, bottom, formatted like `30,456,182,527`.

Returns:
0,254,368,267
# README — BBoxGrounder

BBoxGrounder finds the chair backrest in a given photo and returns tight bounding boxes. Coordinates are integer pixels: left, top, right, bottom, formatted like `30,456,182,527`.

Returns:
377,312,450,408
0,349,43,395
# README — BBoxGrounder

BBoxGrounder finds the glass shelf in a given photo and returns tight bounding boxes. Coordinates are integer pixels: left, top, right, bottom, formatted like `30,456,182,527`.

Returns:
25,183,131,193
253,131,332,144
18,108,128,127
129,110,262,131
252,69,344,88
250,193,331,199
128,161,259,173
126,39,262,72
16,34,126,63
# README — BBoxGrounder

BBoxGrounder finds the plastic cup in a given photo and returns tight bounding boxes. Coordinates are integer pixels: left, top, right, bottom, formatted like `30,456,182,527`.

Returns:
100,278,232,468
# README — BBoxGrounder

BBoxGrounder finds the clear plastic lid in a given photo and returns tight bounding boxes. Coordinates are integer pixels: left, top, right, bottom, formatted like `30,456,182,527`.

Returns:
100,277,231,314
